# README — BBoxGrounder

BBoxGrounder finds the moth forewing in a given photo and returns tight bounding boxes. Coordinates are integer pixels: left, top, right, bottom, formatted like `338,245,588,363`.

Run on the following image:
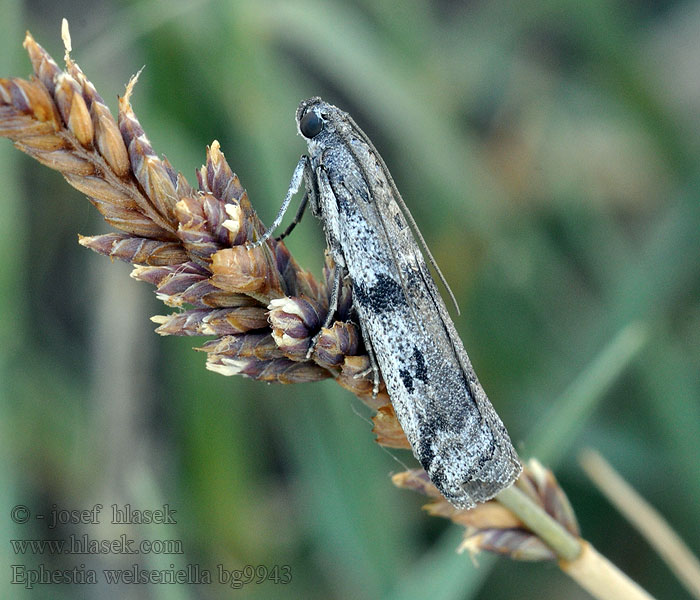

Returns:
294,97,521,508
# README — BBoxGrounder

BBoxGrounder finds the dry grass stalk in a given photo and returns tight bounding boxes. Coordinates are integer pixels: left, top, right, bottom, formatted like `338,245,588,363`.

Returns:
581,449,700,599
0,25,662,600
393,460,657,599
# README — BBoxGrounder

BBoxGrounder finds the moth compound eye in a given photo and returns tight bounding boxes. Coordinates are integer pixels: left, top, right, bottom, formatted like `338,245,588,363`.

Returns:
300,110,323,138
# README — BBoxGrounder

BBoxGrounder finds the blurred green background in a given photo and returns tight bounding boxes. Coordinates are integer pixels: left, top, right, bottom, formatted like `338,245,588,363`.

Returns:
2,0,699,598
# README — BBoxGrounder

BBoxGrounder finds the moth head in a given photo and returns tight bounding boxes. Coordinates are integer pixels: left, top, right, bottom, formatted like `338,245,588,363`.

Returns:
296,97,327,140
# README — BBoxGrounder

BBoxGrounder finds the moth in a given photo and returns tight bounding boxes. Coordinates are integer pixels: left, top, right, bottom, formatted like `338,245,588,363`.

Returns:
255,97,521,509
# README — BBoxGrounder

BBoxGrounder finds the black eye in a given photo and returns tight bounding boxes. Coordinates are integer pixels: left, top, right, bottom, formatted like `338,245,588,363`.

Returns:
300,110,323,138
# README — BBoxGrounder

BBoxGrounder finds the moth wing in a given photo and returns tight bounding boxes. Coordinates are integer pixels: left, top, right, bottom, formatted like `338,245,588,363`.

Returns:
349,144,520,483
345,142,486,406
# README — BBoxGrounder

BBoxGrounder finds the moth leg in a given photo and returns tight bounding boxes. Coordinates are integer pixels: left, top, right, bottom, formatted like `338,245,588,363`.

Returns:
305,261,342,359
354,326,380,398
275,190,308,241
248,155,310,248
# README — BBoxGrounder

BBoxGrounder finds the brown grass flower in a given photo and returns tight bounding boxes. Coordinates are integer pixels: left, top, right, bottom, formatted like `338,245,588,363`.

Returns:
1,25,392,427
